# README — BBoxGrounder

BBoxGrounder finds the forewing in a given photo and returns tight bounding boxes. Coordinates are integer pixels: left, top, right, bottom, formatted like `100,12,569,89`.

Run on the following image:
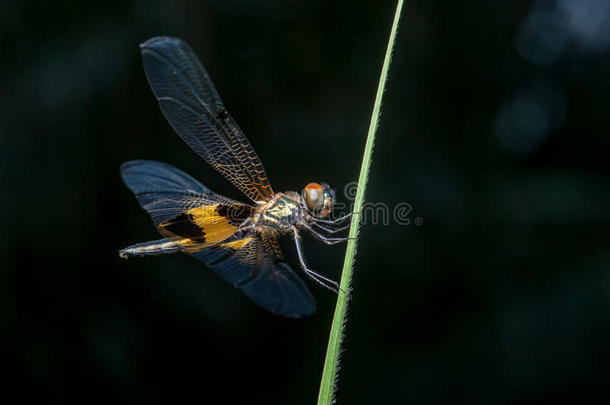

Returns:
190,236,316,317
140,36,274,202
121,160,252,248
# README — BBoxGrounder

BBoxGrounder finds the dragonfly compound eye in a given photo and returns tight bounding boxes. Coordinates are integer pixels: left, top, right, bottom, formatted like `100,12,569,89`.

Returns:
303,182,335,218
304,183,325,212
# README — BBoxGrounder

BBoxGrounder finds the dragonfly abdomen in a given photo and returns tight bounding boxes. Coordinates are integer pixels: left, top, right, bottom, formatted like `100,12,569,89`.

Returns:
119,238,183,258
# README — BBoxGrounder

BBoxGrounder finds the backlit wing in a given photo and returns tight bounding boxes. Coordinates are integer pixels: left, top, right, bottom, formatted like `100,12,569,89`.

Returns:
191,235,316,317
121,160,315,317
140,36,274,203
121,160,252,249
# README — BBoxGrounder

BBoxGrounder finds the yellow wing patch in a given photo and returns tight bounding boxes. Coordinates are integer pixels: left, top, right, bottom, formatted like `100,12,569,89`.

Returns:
158,203,253,250
219,237,254,250
188,205,240,245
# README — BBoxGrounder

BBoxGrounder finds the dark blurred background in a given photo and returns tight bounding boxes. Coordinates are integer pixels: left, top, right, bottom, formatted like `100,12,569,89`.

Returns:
3,0,610,403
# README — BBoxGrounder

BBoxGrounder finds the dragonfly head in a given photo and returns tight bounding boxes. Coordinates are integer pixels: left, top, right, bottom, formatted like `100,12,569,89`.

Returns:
302,182,335,218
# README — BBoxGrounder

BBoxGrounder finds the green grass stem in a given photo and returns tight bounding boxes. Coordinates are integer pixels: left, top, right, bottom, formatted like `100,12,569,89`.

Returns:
316,1,405,403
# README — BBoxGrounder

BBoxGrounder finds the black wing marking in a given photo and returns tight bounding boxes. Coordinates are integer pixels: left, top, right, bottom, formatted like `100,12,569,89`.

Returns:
140,36,274,203
120,159,247,226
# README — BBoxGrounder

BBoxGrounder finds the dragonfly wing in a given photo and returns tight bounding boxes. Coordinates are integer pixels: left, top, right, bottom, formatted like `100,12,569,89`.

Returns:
121,160,314,317
121,160,253,248
140,37,274,203
260,233,285,261
191,236,316,318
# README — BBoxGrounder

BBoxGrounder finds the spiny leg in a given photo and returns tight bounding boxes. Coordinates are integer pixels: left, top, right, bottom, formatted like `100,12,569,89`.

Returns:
292,227,341,294
293,229,340,292
312,221,352,234
313,213,352,225
303,224,352,246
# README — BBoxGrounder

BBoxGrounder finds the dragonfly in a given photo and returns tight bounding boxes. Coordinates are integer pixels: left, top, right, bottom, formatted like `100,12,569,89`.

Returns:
119,37,351,318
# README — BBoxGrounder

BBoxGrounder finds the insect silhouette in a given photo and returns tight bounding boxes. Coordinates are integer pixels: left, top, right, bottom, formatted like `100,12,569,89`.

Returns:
119,37,351,317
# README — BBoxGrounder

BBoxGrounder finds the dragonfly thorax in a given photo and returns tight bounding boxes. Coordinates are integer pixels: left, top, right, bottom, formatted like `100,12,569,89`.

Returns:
256,192,304,231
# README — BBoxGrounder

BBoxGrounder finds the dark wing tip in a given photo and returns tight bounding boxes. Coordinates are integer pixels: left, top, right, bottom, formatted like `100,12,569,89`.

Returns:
292,298,317,318
120,159,145,171
140,36,187,51
119,160,170,187
120,159,156,176
282,303,317,318
273,262,317,318
120,159,174,172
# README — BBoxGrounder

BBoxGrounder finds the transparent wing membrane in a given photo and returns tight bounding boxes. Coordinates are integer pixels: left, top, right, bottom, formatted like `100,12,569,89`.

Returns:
140,37,274,202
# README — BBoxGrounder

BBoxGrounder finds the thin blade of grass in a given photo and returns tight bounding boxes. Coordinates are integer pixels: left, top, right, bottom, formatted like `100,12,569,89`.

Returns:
317,1,405,403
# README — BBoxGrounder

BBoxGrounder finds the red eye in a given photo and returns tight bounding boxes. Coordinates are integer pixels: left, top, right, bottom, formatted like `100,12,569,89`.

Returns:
304,183,324,212
305,183,324,191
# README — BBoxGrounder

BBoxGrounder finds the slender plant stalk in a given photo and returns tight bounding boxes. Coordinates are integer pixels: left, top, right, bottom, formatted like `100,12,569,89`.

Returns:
317,1,405,403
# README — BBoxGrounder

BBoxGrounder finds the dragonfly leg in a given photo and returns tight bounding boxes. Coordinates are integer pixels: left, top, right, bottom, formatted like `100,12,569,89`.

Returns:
312,213,352,225
237,216,251,228
293,227,341,294
312,221,351,234
303,224,352,245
